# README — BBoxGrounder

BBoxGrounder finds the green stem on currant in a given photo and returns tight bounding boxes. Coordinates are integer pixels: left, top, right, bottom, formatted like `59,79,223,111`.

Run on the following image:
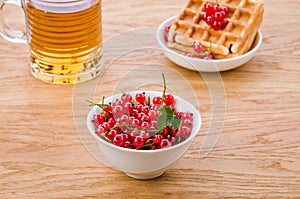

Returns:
148,96,151,106
216,0,219,5
101,133,112,143
87,99,112,108
208,40,212,54
121,124,159,133
137,142,154,150
101,96,106,117
161,73,167,102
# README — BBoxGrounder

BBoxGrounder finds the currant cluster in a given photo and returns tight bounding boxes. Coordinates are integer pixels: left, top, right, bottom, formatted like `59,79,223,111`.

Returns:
202,3,229,30
91,92,194,150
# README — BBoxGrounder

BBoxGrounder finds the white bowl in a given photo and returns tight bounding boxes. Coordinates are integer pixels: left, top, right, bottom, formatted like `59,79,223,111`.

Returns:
86,91,201,180
156,15,262,72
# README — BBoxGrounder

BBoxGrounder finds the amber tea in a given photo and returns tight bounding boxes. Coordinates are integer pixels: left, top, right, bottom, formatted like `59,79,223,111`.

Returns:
25,0,103,84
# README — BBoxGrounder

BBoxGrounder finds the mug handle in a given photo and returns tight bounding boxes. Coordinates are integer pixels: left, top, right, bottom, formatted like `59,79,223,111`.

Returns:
0,0,27,43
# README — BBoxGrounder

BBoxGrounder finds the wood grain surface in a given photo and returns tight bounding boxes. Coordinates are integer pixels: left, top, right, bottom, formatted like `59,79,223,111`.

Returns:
0,0,299,198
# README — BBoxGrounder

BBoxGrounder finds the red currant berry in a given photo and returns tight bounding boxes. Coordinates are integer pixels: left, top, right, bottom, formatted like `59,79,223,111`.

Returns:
183,119,193,128
135,93,146,104
106,129,118,141
194,43,204,53
113,134,125,147
204,3,214,15
150,121,157,129
140,131,150,141
120,114,129,124
149,110,160,121
141,121,150,129
131,118,140,127
206,15,214,26
175,111,182,119
152,96,162,105
150,145,158,150
141,106,150,115
163,94,175,106
96,125,106,136
140,115,151,123
101,122,110,131
112,105,123,118
180,126,191,140
221,18,227,29
103,105,112,113
161,126,169,138
220,6,229,14
204,53,214,60
152,134,163,145
121,94,132,103
181,112,193,121
214,12,223,21
107,117,116,128
124,140,133,149
121,133,130,141
93,114,105,126
135,104,144,112
137,112,146,120
202,13,208,22
213,4,221,12
213,20,222,30
123,102,134,115
133,136,145,148
159,139,171,149
129,131,139,141
164,24,171,34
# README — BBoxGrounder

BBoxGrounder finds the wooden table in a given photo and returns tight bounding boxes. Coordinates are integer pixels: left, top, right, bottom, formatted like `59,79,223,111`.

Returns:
1,0,299,198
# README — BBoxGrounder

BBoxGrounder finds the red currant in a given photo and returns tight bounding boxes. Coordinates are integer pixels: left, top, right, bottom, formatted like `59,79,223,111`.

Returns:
214,12,223,21
152,134,163,144
213,4,221,12
113,134,125,147
96,125,106,136
112,105,123,118
129,131,139,141
183,119,193,128
120,114,130,124
124,140,133,149
204,3,214,15
123,102,134,115
152,96,162,105
164,24,171,34
135,93,146,104
133,136,145,148
180,126,191,140
194,43,204,53
121,94,132,103
93,114,105,126
213,20,222,30
106,129,117,141
159,139,171,149
149,110,160,121
220,6,229,14
107,117,116,128
164,94,175,106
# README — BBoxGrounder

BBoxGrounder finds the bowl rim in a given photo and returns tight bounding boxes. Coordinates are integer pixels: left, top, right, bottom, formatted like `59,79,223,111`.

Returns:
156,15,262,63
87,90,202,154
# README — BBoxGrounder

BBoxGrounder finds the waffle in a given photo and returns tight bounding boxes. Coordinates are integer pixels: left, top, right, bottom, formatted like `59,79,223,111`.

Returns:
167,0,264,59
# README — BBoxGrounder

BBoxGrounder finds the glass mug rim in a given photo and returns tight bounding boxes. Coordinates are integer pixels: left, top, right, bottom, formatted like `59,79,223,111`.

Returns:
25,0,100,13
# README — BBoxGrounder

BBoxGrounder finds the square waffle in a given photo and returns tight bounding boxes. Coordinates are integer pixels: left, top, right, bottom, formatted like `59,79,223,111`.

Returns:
167,0,264,59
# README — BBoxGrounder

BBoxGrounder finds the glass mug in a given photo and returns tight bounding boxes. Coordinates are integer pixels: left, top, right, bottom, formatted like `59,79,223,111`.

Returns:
0,0,103,84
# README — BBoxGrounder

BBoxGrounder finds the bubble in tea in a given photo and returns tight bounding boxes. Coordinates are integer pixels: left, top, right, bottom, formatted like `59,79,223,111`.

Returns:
26,0,103,84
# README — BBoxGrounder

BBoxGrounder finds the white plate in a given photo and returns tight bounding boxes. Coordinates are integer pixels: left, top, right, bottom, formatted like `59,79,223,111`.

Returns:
156,15,262,72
